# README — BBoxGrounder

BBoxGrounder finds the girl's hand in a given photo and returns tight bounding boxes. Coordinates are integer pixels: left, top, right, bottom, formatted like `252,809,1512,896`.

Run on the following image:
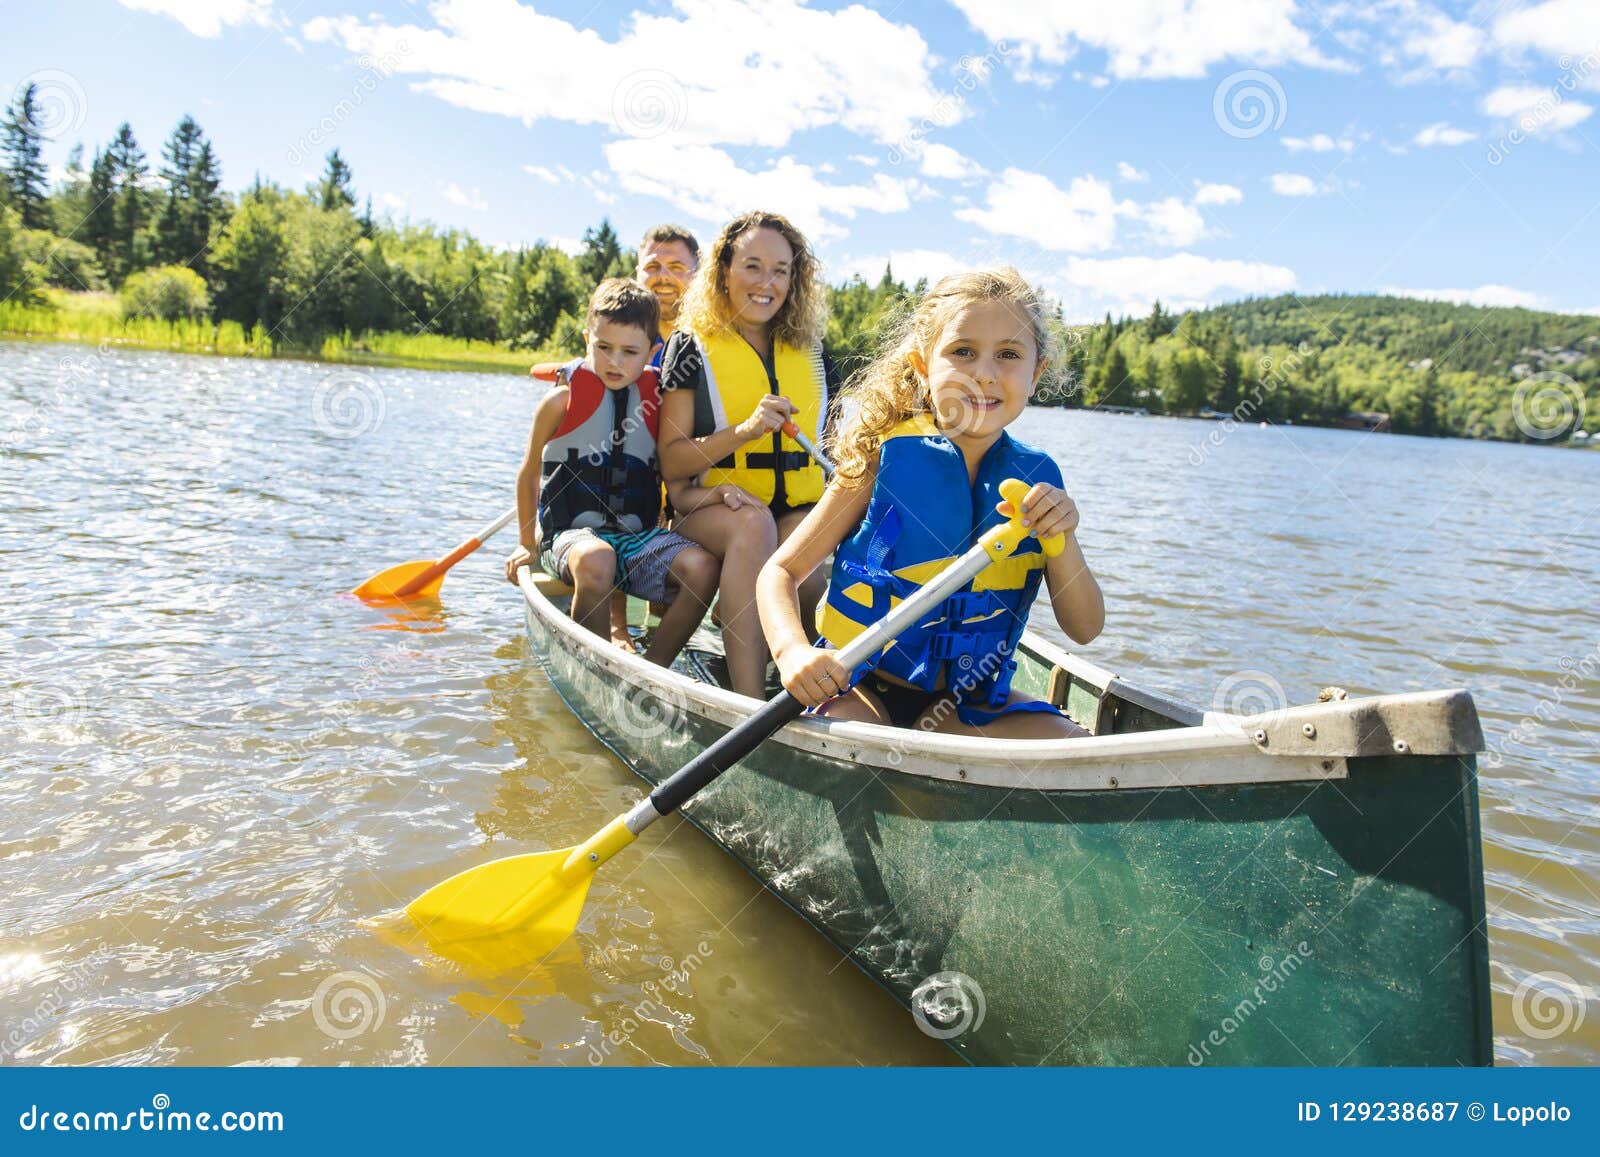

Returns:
713,483,761,510
735,394,797,440
505,544,534,584
776,643,851,708
998,483,1080,542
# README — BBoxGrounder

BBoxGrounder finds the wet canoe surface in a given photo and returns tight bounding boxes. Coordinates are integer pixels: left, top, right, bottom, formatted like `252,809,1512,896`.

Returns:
523,575,1492,1066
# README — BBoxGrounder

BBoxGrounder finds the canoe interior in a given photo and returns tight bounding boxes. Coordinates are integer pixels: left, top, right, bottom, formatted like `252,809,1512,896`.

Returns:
526,584,1493,1067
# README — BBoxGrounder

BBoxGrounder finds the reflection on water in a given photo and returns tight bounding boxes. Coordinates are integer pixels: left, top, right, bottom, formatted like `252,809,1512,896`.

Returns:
1,341,1595,1065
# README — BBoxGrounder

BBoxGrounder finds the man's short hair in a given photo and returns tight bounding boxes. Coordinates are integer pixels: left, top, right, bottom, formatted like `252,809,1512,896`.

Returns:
586,277,660,338
639,224,700,263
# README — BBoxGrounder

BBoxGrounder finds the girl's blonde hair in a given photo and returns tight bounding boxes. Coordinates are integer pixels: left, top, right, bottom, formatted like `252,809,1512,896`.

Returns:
676,210,827,349
830,267,1061,489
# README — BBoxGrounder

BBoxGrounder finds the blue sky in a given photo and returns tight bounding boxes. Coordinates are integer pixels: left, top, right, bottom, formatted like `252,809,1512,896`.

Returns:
6,0,1599,320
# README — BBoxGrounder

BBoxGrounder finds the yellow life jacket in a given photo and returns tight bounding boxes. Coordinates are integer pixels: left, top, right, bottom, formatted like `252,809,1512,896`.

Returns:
696,330,828,507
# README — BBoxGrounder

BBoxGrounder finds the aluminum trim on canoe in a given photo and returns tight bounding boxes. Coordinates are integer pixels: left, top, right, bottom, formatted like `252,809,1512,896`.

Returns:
517,568,1348,790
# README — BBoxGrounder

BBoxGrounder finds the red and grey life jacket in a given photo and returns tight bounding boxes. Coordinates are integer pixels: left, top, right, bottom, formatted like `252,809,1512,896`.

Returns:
538,359,662,541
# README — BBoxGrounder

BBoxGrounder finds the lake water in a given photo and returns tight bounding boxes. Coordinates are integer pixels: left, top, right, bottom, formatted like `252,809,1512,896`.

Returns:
1,340,1595,1066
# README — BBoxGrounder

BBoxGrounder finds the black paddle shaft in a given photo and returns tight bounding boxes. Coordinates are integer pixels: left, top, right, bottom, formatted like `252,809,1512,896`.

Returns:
648,691,806,816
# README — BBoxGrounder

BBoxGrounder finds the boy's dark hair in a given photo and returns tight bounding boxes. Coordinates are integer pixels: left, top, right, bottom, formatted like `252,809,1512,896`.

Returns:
586,277,660,338
639,223,700,263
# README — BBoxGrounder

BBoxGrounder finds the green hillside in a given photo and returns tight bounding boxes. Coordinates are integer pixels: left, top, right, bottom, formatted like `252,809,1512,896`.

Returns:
1061,293,1599,443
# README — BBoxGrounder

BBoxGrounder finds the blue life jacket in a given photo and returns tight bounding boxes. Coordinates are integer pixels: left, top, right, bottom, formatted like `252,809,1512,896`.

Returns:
816,416,1063,715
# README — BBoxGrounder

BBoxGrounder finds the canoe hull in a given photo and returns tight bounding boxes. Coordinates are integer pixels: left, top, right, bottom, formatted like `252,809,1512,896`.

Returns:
524,589,1492,1067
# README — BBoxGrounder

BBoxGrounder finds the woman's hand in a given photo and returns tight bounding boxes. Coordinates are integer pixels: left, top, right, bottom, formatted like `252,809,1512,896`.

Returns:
999,483,1080,542
735,393,797,440
775,642,851,708
504,544,533,584
711,483,761,510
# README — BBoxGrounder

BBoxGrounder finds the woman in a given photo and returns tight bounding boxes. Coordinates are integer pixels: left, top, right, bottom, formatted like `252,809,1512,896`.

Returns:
657,211,839,699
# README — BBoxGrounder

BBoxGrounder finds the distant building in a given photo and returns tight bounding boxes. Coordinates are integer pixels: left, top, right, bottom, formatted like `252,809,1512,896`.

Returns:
1342,410,1392,432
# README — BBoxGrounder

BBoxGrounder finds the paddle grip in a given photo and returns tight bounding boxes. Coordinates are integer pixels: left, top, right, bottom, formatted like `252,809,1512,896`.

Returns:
648,692,806,817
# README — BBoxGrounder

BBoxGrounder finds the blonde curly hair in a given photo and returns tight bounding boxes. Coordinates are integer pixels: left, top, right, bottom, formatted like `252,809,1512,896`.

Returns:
676,210,827,350
830,267,1061,490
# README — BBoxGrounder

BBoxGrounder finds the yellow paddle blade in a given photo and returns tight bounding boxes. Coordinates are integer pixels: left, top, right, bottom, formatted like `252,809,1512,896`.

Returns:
406,848,594,970
352,559,443,602
406,816,639,973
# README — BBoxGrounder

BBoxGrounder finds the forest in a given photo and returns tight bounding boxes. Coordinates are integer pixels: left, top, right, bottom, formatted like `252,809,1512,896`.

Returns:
2,90,1595,444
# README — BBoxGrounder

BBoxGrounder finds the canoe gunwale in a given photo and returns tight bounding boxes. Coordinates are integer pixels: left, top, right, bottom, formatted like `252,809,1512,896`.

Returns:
519,569,1367,791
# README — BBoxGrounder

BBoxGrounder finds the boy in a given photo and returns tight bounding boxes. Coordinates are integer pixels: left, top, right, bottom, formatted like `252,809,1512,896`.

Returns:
504,279,719,667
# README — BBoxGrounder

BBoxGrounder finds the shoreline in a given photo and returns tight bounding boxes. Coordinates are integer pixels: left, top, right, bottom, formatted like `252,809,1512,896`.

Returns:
2,330,1594,448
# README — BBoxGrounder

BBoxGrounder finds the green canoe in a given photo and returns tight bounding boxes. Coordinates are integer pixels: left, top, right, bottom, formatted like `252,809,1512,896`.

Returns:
519,570,1493,1067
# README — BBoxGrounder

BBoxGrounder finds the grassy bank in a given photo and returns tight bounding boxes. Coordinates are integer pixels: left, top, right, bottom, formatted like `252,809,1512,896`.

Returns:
0,290,553,375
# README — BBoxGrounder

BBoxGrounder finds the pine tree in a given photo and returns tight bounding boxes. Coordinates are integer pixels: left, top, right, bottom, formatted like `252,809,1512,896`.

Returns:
51,142,88,235
318,148,355,211
81,147,118,270
155,115,204,264
2,83,51,230
105,122,149,280
358,193,375,238
188,139,223,279
577,218,623,286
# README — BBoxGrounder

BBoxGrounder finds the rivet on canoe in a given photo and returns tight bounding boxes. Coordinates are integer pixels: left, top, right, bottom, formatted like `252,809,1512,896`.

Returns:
957,768,967,779
588,853,598,862
1302,723,1316,738
1252,729,1268,743
1393,739,1410,754
1108,776,1119,788
1321,760,1334,772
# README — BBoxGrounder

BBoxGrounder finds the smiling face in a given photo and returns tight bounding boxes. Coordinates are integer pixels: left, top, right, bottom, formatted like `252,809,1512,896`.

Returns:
636,239,696,335
585,318,655,389
913,299,1046,448
725,227,792,332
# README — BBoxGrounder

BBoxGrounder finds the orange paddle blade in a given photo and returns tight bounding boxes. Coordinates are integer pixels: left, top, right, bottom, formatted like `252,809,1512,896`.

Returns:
352,559,444,602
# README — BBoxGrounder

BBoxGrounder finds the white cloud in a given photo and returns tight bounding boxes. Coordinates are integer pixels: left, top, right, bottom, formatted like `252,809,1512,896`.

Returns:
1283,132,1354,153
442,182,488,211
1117,161,1149,182
1384,285,1544,309
524,164,565,185
1193,181,1243,205
1402,10,1485,72
117,0,272,38
955,169,1132,253
1413,121,1477,147
302,0,947,149
837,249,966,287
1141,196,1207,247
1269,172,1319,196
1481,84,1594,134
1493,0,1600,60
848,153,880,168
1057,252,1296,316
378,192,407,214
916,143,983,180
603,139,914,242
946,0,1344,79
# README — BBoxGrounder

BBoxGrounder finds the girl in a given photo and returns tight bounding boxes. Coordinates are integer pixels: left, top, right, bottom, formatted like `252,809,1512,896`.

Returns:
756,269,1103,737
657,211,841,700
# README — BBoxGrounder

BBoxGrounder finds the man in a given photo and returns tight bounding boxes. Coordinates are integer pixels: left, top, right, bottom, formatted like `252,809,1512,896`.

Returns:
635,223,698,356
611,224,699,642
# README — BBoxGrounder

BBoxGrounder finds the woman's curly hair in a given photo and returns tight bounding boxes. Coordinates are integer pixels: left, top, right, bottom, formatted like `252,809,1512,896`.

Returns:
829,267,1062,490
676,210,827,350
